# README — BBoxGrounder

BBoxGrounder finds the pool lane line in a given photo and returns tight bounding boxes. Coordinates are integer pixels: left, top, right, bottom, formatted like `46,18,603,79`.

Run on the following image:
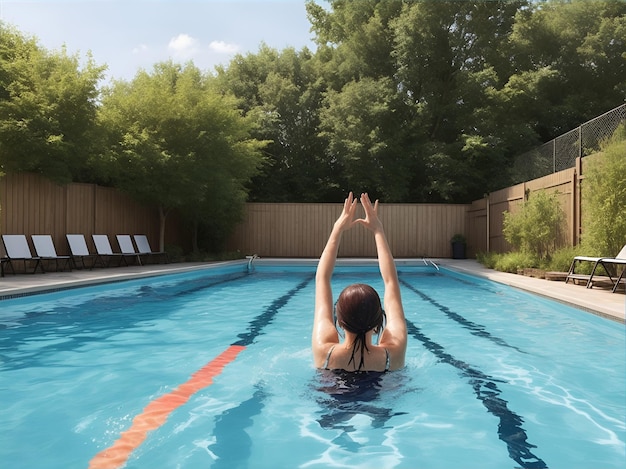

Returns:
400,276,527,354
88,344,245,469
88,274,314,469
405,318,547,469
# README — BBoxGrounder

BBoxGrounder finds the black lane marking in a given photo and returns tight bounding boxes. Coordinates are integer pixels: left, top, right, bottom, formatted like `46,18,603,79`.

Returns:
400,276,527,354
406,318,547,469
232,275,313,346
209,383,267,468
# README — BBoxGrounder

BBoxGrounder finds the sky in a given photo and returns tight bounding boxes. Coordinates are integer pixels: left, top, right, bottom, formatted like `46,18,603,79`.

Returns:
0,0,318,82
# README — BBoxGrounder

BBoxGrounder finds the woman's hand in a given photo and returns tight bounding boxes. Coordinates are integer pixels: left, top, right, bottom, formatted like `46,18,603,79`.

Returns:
356,193,383,234
333,191,359,233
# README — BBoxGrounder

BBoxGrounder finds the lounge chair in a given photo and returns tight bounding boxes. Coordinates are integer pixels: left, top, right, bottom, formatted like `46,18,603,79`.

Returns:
116,235,143,266
133,235,169,264
1,234,44,274
32,235,72,272
566,245,626,293
1,257,9,277
92,234,128,267
66,234,101,269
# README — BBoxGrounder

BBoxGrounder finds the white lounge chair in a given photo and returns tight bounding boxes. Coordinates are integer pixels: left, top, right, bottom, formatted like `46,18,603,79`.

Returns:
1,234,44,274
133,235,169,264
32,235,72,272
116,235,143,266
92,234,128,267
566,244,626,293
66,234,100,269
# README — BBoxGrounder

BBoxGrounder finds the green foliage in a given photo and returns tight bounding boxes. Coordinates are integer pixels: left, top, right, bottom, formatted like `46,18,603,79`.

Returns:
476,250,539,273
543,246,582,272
476,251,498,269
0,24,106,183
2,2,625,256
503,190,565,260
98,61,267,251
494,251,540,273
580,124,626,255
320,76,413,201
215,46,340,202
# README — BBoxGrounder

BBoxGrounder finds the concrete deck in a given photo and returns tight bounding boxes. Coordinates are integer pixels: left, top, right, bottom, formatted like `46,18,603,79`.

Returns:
441,259,625,323
0,259,624,323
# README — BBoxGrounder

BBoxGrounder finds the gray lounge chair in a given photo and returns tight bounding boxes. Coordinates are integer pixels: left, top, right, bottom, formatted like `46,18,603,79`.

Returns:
566,245,626,293
116,235,143,266
92,234,128,267
1,234,44,274
133,235,169,264
32,235,72,272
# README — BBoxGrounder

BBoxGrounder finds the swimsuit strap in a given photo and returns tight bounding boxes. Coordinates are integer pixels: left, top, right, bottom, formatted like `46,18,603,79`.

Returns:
385,348,390,372
324,345,390,371
323,345,336,370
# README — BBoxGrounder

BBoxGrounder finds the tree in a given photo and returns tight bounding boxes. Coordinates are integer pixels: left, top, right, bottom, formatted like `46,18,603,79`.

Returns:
320,76,415,201
98,61,266,252
216,45,339,202
507,0,626,138
0,24,105,183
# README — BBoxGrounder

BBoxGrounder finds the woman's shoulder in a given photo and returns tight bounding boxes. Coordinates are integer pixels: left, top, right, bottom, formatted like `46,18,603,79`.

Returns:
321,344,391,372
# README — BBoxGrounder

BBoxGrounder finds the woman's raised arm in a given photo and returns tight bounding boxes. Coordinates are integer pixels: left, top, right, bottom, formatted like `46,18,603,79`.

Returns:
356,193,407,367
312,192,358,364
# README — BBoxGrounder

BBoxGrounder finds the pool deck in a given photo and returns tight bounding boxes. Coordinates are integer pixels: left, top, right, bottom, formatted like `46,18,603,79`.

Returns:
0,259,623,323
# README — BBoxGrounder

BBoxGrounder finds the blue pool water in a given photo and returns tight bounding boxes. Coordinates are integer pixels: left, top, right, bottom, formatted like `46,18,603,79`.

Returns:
0,261,624,469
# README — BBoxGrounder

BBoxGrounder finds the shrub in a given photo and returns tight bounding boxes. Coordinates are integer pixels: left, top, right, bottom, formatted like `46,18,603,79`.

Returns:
502,189,565,260
493,251,540,273
581,124,626,255
476,251,497,269
543,246,582,272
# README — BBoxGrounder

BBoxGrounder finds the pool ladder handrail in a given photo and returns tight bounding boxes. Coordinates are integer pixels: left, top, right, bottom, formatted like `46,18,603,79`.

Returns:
422,258,440,271
246,254,259,272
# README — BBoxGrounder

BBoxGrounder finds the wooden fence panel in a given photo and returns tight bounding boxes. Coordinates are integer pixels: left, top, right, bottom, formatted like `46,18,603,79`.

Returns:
466,162,581,255
0,173,173,257
466,198,487,257
226,202,469,258
1,155,594,260
66,183,96,236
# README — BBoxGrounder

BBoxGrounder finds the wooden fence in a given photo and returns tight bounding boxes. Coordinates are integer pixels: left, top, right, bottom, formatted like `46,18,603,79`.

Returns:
466,156,590,256
0,172,186,257
225,203,469,258
0,155,594,259
227,156,593,258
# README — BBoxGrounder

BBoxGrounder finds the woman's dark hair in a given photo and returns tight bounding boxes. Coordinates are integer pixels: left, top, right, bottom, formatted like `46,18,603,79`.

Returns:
335,283,385,371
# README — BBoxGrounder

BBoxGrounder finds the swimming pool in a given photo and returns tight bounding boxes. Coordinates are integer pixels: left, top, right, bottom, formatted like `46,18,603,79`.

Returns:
1,260,624,468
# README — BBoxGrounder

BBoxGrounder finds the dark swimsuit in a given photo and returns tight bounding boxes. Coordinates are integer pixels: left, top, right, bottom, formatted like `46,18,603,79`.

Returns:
322,344,391,372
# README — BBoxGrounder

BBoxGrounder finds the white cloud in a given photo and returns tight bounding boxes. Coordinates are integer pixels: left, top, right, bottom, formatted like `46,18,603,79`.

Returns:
168,33,199,59
209,40,240,54
132,44,149,55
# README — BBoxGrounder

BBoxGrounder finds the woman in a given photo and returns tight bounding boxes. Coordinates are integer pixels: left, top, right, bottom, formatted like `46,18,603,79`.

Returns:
312,192,407,372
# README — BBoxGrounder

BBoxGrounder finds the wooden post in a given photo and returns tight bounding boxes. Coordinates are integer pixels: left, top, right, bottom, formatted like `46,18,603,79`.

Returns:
486,193,490,252
574,157,583,246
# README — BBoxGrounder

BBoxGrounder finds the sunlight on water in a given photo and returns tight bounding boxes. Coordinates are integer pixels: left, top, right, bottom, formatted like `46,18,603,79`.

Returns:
0,263,624,469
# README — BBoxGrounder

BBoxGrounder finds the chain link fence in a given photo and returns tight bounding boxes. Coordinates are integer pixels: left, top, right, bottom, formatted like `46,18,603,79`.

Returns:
512,103,626,183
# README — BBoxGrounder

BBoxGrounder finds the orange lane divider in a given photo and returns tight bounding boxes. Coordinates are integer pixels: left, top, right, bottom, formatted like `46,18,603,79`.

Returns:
89,344,246,469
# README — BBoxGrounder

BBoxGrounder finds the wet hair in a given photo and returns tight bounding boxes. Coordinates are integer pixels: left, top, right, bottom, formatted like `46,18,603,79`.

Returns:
335,283,385,371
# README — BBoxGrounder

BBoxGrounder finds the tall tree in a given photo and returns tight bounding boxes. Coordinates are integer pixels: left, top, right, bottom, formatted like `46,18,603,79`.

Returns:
507,0,626,139
216,45,338,202
98,61,266,251
0,24,105,183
